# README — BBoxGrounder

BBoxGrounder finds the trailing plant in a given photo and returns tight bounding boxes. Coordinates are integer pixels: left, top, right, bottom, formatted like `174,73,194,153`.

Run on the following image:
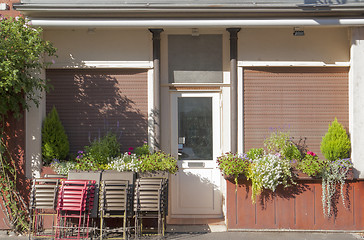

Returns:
297,151,328,177
107,152,141,172
85,132,121,165
217,152,251,187
134,142,150,156
138,151,178,174
0,16,56,233
42,106,70,165
247,153,294,203
322,158,352,217
320,118,351,161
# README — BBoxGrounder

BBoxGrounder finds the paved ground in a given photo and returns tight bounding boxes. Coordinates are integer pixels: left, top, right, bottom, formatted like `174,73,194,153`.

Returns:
3,231,363,240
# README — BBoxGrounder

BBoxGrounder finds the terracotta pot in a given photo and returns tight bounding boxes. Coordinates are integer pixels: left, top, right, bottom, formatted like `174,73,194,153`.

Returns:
41,166,57,177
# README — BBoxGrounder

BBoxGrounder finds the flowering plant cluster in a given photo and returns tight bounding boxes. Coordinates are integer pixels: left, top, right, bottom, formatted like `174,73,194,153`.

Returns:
247,153,294,203
218,122,353,210
217,152,251,186
107,152,140,172
51,144,178,175
138,151,178,174
297,151,327,177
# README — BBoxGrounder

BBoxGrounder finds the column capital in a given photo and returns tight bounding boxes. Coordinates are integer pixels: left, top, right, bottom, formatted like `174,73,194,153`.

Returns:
149,28,164,40
226,28,241,39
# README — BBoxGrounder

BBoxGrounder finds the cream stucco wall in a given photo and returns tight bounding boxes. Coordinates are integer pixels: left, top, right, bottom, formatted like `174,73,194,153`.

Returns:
350,27,364,179
238,27,350,64
43,29,152,68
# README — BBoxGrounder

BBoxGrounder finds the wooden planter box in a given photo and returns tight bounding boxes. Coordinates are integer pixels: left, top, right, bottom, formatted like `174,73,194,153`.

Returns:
225,168,362,231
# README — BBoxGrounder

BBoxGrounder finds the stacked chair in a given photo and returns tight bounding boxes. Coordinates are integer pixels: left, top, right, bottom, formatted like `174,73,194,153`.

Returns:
55,180,96,240
29,177,63,239
134,177,168,238
99,180,130,239
29,172,169,240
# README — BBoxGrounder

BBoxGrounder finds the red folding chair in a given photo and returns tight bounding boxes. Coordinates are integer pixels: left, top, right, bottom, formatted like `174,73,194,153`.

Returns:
55,180,96,240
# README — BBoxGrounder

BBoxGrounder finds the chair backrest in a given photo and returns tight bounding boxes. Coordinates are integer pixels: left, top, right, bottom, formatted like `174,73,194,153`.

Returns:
134,178,165,212
68,171,101,217
57,180,95,212
30,178,59,210
100,180,129,216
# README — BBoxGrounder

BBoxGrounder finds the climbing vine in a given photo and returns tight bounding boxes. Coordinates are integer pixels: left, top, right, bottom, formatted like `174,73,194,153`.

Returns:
0,15,56,233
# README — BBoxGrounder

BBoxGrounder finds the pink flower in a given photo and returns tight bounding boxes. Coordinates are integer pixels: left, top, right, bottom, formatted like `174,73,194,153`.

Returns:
307,151,317,157
128,147,134,151
128,152,131,155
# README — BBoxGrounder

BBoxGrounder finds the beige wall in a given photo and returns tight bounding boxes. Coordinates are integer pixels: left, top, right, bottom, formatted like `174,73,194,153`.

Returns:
350,27,364,179
43,29,152,67
238,27,349,63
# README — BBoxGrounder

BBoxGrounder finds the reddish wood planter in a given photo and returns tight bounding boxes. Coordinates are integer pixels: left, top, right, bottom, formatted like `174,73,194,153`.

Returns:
226,170,364,230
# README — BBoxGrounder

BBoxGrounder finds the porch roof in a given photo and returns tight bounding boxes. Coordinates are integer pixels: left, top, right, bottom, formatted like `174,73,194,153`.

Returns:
13,0,364,18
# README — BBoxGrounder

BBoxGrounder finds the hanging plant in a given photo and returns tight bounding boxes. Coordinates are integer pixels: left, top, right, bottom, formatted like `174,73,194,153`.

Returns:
321,158,352,217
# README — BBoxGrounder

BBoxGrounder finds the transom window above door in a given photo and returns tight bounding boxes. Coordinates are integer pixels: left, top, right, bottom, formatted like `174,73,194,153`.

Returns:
168,34,223,83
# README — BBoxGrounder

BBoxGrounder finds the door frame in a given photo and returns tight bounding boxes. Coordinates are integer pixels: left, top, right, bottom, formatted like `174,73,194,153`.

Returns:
169,91,222,217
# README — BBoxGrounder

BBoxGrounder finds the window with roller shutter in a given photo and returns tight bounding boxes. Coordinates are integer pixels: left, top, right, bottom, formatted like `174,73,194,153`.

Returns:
46,69,148,154
243,67,349,158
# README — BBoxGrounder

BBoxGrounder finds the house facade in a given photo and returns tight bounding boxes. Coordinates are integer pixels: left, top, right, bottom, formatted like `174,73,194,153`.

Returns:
13,0,364,230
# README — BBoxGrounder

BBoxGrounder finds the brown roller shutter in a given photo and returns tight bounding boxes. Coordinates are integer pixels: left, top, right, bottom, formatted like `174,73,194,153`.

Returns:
46,69,148,154
243,67,349,158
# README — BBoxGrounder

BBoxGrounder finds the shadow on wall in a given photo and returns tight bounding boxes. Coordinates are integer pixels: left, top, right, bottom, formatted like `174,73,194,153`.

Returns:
46,68,148,154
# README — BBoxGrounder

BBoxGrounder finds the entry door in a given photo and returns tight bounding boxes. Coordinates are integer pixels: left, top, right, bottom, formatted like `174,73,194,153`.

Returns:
170,92,222,217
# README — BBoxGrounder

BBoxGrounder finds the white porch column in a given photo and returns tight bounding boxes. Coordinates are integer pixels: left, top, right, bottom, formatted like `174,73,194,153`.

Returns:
350,27,364,179
25,83,46,178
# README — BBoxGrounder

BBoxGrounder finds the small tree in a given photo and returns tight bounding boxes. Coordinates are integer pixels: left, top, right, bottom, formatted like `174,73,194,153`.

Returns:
42,106,69,164
0,15,56,233
320,118,351,161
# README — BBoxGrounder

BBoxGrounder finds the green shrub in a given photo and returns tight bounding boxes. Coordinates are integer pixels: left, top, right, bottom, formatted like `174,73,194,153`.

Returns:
85,132,120,165
42,106,69,165
134,142,150,156
320,118,351,161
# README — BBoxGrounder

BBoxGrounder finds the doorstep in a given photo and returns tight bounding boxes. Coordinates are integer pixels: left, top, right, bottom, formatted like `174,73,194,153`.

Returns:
166,223,227,233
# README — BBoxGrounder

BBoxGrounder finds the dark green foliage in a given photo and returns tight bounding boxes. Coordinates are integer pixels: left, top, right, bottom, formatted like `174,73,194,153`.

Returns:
320,118,351,161
134,142,150,156
42,106,69,164
85,132,120,165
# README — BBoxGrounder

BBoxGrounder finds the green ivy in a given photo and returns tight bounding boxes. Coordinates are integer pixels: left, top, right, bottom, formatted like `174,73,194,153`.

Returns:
320,118,351,161
42,106,70,164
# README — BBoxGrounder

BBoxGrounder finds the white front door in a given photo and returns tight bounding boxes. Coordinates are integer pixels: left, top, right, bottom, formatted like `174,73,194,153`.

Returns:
170,92,222,217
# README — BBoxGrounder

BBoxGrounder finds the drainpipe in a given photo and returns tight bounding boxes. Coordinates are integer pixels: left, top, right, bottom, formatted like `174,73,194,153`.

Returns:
149,28,163,151
227,28,241,153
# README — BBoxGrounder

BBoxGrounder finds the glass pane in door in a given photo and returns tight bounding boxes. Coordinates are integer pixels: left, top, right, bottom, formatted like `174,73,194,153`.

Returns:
178,97,212,160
